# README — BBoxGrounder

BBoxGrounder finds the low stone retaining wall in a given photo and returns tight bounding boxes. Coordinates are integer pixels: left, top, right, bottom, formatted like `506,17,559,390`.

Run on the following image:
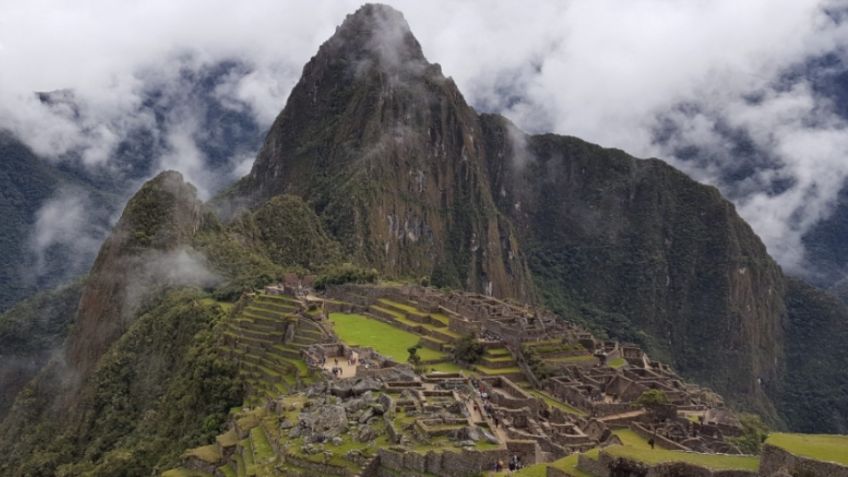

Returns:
759,444,848,477
378,447,507,476
631,422,690,451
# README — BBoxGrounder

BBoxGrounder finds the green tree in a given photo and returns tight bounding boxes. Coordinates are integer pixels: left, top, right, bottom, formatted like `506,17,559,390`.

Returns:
407,343,422,367
728,413,769,454
451,335,484,365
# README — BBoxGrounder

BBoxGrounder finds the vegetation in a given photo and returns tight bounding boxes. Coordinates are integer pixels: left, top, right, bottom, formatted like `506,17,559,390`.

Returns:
0,289,243,476
522,344,553,380
0,281,83,418
328,312,445,362
0,134,114,312
782,278,848,433
314,263,378,290
451,334,485,365
728,413,769,454
766,433,848,466
406,343,422,366
603,445,760,471
636,389,670,408
234,194,342,270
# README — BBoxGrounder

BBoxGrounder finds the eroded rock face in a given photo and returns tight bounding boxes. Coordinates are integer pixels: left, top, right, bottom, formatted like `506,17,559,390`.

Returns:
237,4,534,300
481,116,787,419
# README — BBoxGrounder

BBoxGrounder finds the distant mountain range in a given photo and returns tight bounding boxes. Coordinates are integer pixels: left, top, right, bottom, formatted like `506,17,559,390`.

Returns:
0,61,266,311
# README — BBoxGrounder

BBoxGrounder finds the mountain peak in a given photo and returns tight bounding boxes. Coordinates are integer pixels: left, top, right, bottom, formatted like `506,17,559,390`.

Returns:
319,3,427,74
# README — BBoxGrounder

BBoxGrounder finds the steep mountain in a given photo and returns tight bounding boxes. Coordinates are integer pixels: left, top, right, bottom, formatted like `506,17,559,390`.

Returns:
479,116,787,418
233,4,534,300
65,171,212,378
0,61,265,315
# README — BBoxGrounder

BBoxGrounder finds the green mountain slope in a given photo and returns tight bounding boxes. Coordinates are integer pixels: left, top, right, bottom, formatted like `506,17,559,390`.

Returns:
0,133,104,311
0,281,83,420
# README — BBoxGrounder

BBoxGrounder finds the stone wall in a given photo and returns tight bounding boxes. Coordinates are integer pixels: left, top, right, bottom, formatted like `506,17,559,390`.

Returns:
631,423,691,451
759,444,848,477
378,447,508,476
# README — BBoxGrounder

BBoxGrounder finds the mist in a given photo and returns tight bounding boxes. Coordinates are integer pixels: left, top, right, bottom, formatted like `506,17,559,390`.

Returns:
2,0,848,276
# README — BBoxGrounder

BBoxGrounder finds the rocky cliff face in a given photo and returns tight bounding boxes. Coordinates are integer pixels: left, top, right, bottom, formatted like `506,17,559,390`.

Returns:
65,171,209,377
480,115,787,417
236,4,534,300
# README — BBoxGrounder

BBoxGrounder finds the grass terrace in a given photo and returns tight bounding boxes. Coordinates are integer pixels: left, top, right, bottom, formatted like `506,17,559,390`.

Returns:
613,428,652,449
604,445,760,472
766,433,848,466
329,312,446,362
608,357,627,368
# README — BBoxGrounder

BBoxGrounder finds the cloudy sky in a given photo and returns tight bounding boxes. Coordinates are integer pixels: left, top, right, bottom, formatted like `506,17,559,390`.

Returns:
2,0,848,275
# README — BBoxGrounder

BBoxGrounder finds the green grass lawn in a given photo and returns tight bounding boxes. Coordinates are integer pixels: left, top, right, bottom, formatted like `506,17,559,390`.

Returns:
474,364,522,375
608,357,627,368
250,426,274,462
613,429,652,449
604,445,760,471
183,444,221,464
329,313,446,362
766,433,848,466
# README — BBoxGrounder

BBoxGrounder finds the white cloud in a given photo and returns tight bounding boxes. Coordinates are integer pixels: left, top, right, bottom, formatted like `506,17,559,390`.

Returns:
29,187,110,279
2,0,848,275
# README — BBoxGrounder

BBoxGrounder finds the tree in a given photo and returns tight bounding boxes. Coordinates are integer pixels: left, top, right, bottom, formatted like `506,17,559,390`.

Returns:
407,344,422,367
728,413,769,454
636,389,670,408
451,335,484,365
637,389,671,423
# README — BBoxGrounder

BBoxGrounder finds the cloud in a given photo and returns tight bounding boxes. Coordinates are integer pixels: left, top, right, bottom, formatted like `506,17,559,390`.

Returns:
123,247,223,318
2,0,848,276
28,187,110,282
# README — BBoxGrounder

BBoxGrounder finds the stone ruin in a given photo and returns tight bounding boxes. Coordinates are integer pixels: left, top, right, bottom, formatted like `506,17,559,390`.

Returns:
177,283,753,476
